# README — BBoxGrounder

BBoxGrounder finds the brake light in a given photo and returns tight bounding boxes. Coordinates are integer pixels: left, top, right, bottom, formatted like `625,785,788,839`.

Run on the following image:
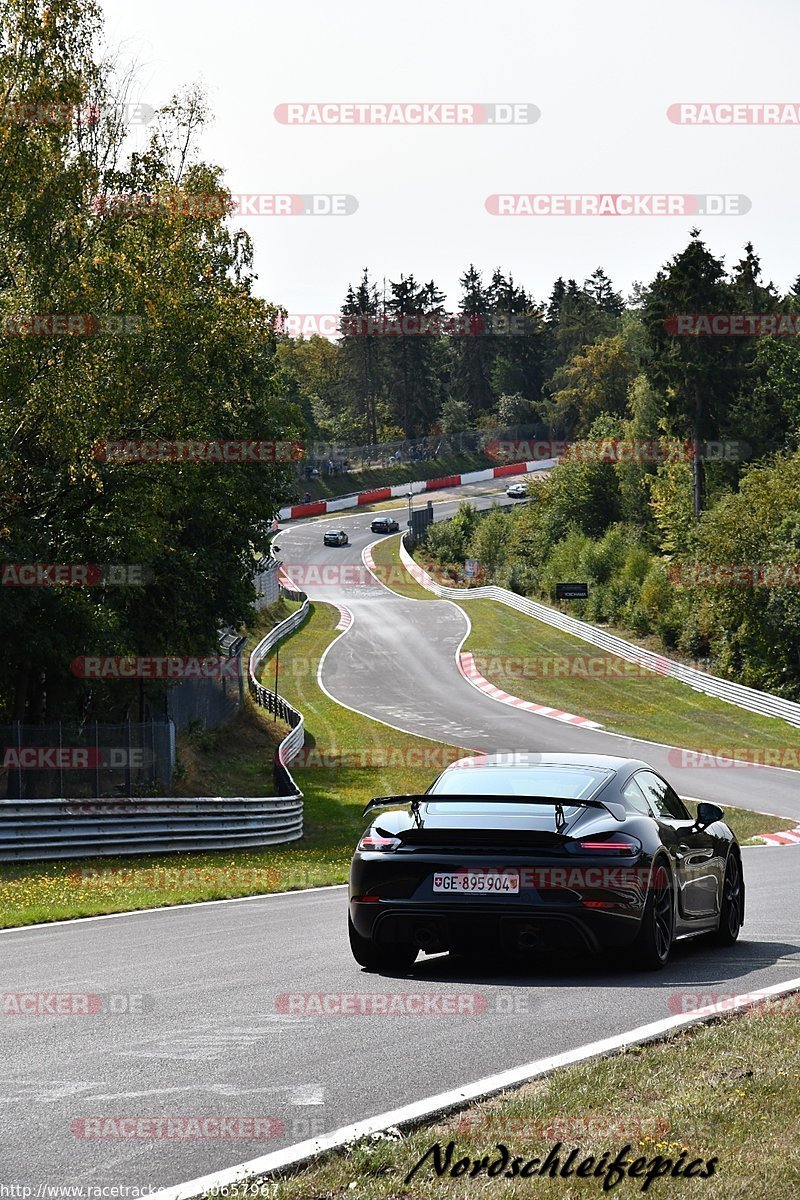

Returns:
358,834,401,852
574,834,641,856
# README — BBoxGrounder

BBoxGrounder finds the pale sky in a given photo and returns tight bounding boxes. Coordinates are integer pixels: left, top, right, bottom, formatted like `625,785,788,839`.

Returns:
99,0,800,315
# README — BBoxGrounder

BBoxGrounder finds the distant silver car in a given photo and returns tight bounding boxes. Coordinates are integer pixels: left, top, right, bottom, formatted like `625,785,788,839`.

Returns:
323,529,349,547
506,482,528,499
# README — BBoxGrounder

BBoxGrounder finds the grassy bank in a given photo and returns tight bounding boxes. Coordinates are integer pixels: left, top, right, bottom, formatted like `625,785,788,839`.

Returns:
295,452,497,501
245,1000,800,1200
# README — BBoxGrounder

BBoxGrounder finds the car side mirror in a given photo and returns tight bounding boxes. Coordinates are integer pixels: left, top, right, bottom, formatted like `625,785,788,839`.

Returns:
695,801,724,829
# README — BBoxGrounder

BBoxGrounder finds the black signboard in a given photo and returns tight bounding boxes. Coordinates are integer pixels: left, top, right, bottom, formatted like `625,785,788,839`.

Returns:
556,582,589,601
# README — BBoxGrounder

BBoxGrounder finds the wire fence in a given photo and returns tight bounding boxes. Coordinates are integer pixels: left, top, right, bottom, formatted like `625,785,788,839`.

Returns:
0,720,174,800
296,423,548,477
166,668,244,733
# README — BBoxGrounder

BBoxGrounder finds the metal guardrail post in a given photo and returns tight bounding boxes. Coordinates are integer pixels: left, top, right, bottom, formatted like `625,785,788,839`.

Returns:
13,720,22,800
93,721,100,799
125,720,132,794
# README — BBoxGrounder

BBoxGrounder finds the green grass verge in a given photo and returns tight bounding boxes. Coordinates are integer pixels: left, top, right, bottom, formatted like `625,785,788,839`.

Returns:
369,533,436,601
0,604,471,929
462,599,800,759
237,1001,800,1199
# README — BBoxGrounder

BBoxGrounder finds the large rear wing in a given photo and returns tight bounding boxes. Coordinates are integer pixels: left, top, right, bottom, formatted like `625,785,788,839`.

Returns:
362,793,625,822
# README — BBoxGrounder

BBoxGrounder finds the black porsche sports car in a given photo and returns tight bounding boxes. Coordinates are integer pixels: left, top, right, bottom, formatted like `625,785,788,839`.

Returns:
348,753,744,972
370,516,400,533
323,529,349,547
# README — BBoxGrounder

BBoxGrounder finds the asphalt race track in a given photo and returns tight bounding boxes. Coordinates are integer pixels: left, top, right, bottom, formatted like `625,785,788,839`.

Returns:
3,478,799,1191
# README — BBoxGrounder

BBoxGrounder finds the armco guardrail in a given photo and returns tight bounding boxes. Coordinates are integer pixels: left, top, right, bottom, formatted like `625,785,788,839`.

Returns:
399,534,800,731
0,797,304,863
0,587,310,863
248,590,310,800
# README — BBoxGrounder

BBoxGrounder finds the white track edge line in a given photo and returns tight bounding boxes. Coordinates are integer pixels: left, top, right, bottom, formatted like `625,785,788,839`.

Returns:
0,884,347,935
147,975,800,1200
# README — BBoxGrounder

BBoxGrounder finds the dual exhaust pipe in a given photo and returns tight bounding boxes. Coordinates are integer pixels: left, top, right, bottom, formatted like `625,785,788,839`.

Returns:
412,922,541,952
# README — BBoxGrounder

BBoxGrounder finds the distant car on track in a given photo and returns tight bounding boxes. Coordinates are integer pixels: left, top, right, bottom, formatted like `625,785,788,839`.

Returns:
370,516,400,534
348,753,743,973
323,529,349,547
505,482,528,499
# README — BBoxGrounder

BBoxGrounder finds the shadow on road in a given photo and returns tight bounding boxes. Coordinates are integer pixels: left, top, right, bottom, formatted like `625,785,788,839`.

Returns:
366,936,800,990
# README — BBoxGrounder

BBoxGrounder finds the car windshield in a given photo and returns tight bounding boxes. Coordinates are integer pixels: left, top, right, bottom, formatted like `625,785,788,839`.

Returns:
427,765,614,805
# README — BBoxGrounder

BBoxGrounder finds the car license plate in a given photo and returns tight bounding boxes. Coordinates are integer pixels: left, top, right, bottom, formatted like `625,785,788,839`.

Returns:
433,872,519,894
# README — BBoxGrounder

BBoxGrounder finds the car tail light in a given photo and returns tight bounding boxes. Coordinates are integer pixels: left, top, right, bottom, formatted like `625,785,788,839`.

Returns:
358,833,401,852
572,833,641,856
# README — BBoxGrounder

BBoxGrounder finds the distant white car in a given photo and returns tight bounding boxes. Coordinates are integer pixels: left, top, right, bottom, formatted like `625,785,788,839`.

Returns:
505,482,528,499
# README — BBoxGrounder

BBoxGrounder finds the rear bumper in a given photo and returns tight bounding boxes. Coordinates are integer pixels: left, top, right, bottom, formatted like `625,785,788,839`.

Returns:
349,898,641,954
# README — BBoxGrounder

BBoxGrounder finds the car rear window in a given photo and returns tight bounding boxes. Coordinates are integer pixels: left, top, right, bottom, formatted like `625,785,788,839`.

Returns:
428,765,613,800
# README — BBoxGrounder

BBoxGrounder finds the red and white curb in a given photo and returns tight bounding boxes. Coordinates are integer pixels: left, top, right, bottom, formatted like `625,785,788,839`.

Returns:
278,458,554,522
458,652,602,729
334,605,353,632
753,826,800,846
